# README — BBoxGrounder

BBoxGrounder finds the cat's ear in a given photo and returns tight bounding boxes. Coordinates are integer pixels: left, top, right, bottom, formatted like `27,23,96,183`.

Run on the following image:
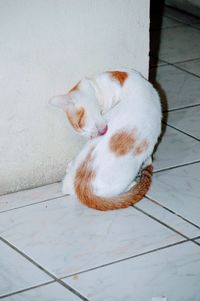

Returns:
49,95,74,112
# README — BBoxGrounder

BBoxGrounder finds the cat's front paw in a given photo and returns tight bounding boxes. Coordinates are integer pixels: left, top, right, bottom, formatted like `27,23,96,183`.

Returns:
62,177,75,196
62,182,71,195
62,185,69,195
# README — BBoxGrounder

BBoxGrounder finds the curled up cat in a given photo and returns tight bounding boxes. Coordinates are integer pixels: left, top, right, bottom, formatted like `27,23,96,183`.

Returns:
50,69,162,210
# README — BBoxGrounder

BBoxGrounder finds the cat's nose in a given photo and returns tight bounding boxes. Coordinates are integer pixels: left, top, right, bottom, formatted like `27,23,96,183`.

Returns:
98,124,108,136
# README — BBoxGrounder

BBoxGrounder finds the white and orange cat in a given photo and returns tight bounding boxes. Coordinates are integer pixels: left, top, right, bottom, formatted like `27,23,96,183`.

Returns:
50,69,161,210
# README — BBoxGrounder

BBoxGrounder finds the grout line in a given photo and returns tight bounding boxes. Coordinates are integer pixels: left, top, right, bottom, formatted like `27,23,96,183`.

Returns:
0,281,55,300
169,62,200,79
162,24,185,29
191,240,200,247
153,159,200,174
0,195,66,215
145,196,200,230
163,122,200,142
184,23,200,31
0,230,189,297
150,55,200,69
164,21,200,32
161,58,200,75
0,237,89,301
133,205,190,240
151,24,187,32
175,57,200,63
191,24,200,31
164,14,187,25
160,10,200,28
151,56,200,66
149,60,170,69
192,236,200,240
151,24,186,31
171,57,200,64
62,240,187,279
150,64,168,70
56,279,89,301
0,181,61,198
163,103,200,113
133,206,200,247
191,236,200,246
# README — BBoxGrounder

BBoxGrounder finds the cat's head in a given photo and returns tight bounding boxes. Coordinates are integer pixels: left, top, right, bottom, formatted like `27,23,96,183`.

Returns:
49,80,107,139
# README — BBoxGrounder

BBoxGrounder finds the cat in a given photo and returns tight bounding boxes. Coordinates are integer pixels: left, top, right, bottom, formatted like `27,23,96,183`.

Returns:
50,69,161,210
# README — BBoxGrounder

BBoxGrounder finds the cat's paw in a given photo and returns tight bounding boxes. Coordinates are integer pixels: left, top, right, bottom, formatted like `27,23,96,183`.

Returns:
62,186,69,195
62,182,71,195
62,178,75,196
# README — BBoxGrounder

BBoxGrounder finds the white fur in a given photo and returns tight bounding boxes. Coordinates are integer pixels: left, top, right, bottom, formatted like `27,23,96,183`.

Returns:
51,69,162,197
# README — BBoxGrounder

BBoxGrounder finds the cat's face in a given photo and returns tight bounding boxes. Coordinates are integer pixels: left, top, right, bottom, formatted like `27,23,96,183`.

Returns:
50,93,107,139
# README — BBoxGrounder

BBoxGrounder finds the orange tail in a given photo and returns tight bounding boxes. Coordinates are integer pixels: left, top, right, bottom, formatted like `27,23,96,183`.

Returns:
74,150,153,211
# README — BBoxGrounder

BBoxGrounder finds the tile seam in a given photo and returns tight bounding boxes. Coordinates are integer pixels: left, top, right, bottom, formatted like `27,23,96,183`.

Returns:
133,205,190,240
163,122,200,142
61,240,188,279
0,181,61,198
0,231,187,290
163,103,200,113
150,55,200,67
145,196,200,230
0,237,89,301
0,281,55,300
0,194,68,214
153,160,200,174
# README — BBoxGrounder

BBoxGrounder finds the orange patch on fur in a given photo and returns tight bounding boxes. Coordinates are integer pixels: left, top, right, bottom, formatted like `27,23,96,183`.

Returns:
110,71,128,86
109,130,136,156
68,81,80,94
133,139,149,156
75,148,96,207
66,106,86,130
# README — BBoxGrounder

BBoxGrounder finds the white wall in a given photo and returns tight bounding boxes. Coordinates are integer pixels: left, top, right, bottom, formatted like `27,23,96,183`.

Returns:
0,0,150,195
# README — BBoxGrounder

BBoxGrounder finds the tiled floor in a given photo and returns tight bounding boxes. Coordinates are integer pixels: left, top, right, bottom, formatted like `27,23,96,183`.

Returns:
1,6,200,301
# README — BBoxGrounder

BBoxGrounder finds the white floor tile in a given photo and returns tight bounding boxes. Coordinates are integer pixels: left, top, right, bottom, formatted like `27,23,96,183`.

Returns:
0,197,182,278
152,65,200,110
136,198,200,238
153,126,200,171
167,106,200,140
0,240,51,297
0,182,62,213
1,283,81,301
195,238,200,244
148,162,200,227
175,58,200,77
66,242,200,301
151,26,200,63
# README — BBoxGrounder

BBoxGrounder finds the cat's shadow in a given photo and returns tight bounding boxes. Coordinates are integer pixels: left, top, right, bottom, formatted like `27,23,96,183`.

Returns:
149,0,169,160
149,67,168,159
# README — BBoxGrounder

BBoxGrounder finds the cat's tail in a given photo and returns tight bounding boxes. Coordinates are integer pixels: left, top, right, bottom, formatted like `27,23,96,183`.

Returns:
74,149,153,211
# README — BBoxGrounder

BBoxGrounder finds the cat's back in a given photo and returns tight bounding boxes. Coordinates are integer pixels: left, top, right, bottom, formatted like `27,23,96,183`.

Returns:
121,69,160,109
93,69,160,110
